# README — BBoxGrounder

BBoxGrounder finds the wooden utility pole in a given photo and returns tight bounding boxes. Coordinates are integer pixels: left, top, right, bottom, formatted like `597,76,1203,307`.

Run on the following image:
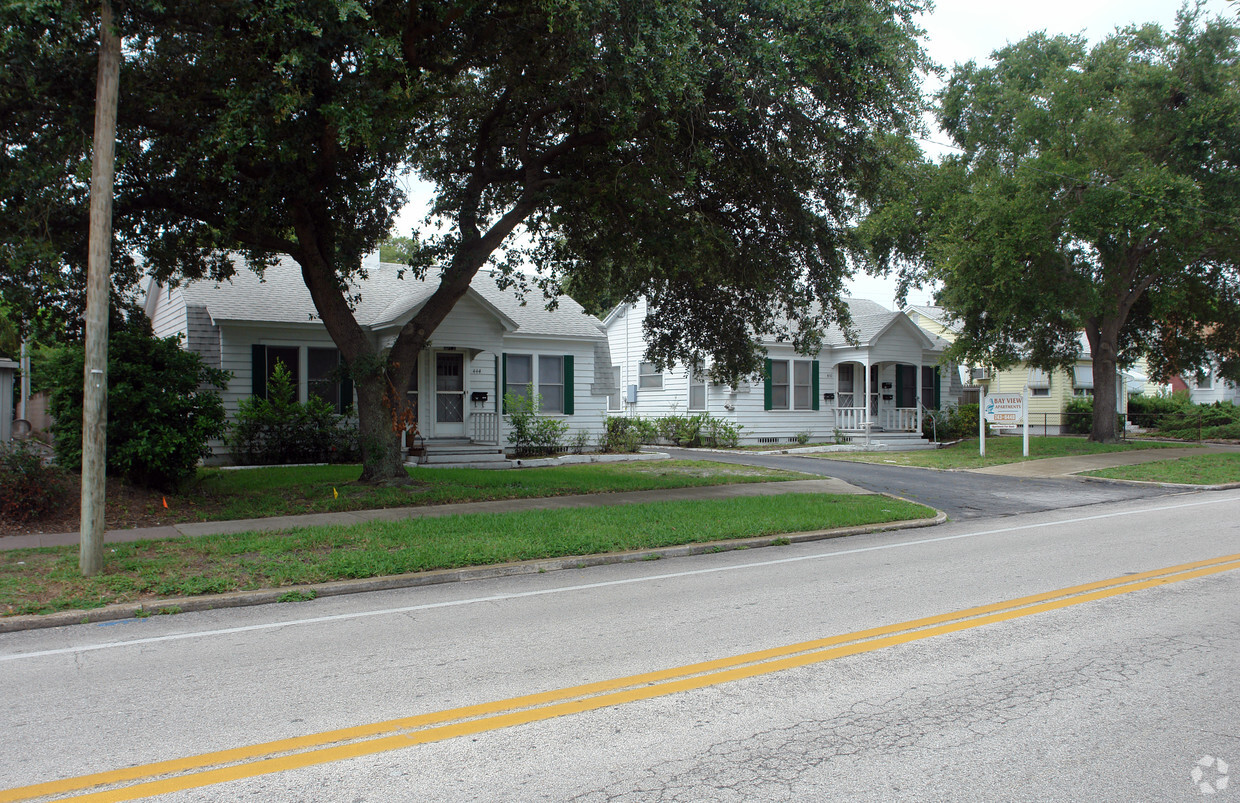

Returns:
80,0,120,576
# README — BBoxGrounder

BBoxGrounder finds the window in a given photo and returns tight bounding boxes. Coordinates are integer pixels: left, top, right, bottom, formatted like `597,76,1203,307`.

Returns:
688,366,707,411
639,361,663,389
539,355,564,413
1073,365,1094,397
1198,368,1213,390
308,347,349,413
1028,367,1050,398
505,354,533,402
793,361,812,410
265,346,300,394
770,360,790,409
503,353,574,414
405,355,419,423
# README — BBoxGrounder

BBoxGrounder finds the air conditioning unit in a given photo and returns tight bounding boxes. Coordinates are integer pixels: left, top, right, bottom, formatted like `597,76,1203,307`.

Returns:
971,367,990,381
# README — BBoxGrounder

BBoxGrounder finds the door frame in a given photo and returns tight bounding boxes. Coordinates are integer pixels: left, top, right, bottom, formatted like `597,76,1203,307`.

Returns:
431,350,467,438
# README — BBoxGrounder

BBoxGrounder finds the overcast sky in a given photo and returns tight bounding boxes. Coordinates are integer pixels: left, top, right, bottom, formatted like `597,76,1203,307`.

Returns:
393,0,1235,309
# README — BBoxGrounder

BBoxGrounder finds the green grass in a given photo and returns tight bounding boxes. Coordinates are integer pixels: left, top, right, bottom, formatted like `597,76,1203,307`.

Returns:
818,436,1180,470
1082,453,1240,485
160,460,803,523
0,494,935,616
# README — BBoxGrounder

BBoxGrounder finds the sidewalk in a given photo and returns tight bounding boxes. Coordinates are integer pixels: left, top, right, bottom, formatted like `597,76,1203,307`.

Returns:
0,477,870,551
967,444,1236,478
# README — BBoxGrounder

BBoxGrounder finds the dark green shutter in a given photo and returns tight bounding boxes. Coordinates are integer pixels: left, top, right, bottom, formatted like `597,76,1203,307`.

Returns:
501,353,507,414
340,353,353,414
563,355,574,415
764,358,773,411
495,353,501,412
251,345,266,398
896,364,907,408
934,366,942,409
812,361,820,411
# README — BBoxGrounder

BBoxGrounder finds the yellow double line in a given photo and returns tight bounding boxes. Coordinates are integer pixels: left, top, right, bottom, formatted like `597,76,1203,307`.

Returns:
6,552,1239,803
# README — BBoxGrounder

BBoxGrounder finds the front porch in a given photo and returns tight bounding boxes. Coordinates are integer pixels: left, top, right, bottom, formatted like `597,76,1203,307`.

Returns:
832,360,937,437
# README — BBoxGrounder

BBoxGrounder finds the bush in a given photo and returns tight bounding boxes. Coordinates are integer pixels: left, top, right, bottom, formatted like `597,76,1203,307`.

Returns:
1154,401,1240,440
699,416,742,447
922,403,983,442
1063,396,1094,435
0,440,68,523
598,416,644,453
46,315,230,490
504,388,569,457
227,361,360,465
1126,391,1191,426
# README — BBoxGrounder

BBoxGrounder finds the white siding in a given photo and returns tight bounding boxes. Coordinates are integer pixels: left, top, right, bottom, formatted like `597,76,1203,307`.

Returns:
149,284,188,341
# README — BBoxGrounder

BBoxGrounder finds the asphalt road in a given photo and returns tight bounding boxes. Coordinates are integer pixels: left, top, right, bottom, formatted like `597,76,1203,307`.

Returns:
660,447,1182,519
1,488,1237,802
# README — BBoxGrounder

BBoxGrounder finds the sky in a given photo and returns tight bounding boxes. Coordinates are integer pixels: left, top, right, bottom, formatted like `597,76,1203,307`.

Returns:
393,0,1235,310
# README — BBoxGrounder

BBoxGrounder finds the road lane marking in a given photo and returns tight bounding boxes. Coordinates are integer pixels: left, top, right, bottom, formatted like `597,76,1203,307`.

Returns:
3,492,1237,664
3,551,1238,803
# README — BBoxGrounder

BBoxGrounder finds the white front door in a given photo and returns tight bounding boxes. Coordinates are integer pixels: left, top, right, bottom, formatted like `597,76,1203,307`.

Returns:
433,352,466,438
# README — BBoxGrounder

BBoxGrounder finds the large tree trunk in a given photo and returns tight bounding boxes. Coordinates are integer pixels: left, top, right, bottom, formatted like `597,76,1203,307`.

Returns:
1089,327,1121,443
354,374,407,484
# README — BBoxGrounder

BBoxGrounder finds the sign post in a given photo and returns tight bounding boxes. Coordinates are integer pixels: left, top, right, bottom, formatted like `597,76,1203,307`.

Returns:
983,392,1027,457
979,386,986,457
1022,387,1030,457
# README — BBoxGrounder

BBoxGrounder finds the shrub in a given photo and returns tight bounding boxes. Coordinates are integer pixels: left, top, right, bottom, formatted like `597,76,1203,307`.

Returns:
0,440,68,523
1154,401,1240,440
227,361,360,465
504,388,569,457
598,416,644,453
699,416,742,447
1126,391,1191,427
922,403,984,442
1063,396,1094,435
46,315,230,490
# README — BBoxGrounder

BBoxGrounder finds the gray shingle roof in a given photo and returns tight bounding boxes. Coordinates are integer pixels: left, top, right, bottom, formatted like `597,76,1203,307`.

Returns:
176,254,605,340
766,297,936,350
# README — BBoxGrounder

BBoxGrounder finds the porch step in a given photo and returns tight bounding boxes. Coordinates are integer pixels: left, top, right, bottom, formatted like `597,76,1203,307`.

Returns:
405,440,509,467
840,430,937,451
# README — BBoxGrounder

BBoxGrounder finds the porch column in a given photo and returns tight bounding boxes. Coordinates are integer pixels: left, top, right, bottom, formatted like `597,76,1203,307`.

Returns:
916,361,924,435
862,358,870,430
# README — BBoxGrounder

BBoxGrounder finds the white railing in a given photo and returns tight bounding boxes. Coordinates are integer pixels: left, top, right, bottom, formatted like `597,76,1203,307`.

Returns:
881,407,921,432
836,407,866,430
471,411,499,445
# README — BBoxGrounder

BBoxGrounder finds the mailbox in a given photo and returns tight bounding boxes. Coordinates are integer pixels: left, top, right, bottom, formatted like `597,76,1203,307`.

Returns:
470,391,489,403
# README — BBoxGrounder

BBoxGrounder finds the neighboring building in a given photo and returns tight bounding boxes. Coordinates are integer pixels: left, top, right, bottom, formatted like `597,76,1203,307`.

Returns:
907,319,1128,434
604,298,961,445
1173,362,1240,405
145,253,616,462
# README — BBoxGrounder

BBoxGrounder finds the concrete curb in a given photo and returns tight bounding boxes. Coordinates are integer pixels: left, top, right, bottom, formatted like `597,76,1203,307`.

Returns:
0,505,946,634
1071,475,1240,491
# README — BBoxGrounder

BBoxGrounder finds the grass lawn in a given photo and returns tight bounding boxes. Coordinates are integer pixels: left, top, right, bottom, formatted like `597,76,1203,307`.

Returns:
3,460,806,535
817,436,1180,470
1082,453,1240,485
0,494,935,616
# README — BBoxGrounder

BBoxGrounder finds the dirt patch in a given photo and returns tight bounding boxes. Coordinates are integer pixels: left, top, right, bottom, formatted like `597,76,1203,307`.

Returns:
0,474,181,538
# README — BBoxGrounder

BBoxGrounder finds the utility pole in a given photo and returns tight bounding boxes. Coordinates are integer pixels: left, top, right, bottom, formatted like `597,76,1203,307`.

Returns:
80,0,120,577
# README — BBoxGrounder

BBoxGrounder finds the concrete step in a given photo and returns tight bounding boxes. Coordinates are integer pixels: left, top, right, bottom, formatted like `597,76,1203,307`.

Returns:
420,451,508,464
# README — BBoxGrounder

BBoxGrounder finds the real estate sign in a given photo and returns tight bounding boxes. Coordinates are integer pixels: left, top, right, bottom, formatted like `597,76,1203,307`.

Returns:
983,393,1025,427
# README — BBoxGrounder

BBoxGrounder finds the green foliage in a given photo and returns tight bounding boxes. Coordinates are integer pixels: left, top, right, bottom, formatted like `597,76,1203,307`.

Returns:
504,388,569,457
0,440,68,523
1154,401,1240,440
598,416,646,453
3,0,931,484
1126,391,1192,426
227,361,360,466
45,315,230,490
922,403,983,442
1063,397,1095,435
862,9,1240,442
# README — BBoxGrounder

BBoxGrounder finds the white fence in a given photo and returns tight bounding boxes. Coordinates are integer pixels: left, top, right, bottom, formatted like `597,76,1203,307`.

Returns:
470,411,499,445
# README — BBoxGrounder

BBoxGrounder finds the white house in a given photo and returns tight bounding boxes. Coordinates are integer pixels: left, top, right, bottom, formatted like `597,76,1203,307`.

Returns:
145,253,616,462
603,297,961,445
1175,362,1240,405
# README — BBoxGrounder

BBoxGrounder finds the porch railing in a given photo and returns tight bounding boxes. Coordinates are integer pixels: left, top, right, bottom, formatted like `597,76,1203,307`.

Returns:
881,407,921,432
836,407,866,430
471,411,499,445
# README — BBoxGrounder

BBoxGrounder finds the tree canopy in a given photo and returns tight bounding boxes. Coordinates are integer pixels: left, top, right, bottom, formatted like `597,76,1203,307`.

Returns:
861,7,1240,441
3,0,930,479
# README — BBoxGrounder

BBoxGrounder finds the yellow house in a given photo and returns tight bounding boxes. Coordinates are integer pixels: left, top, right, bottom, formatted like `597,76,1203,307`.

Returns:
905,306,1126,434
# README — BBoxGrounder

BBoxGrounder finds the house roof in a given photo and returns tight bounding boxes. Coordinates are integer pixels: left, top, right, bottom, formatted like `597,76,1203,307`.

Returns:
768,297,943,351
168,254,606,341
